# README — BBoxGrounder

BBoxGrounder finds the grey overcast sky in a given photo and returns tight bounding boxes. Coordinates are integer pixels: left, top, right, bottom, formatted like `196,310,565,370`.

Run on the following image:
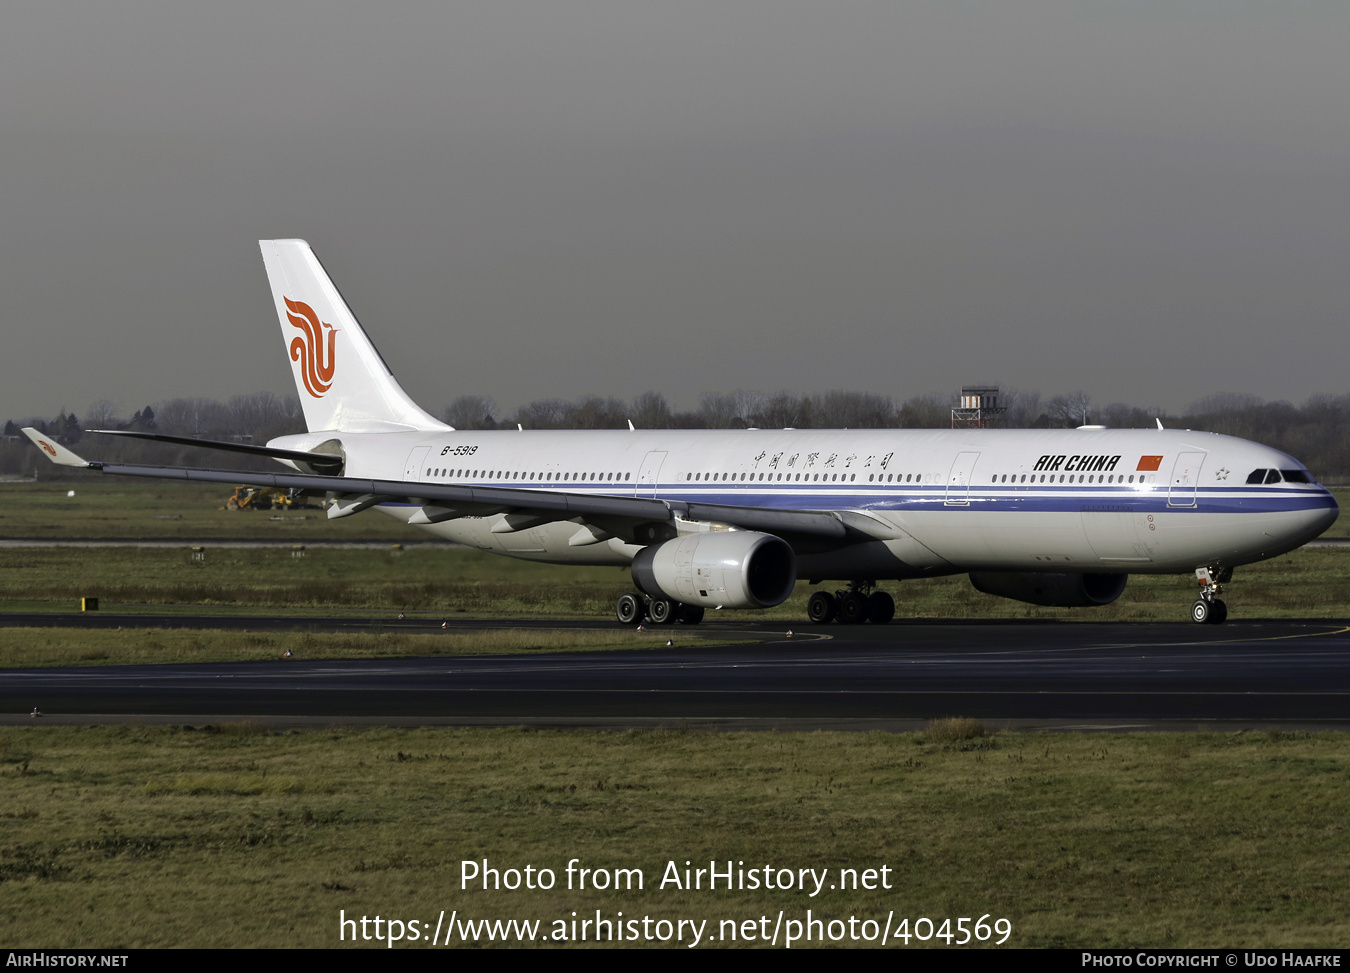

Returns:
3,2,1348,422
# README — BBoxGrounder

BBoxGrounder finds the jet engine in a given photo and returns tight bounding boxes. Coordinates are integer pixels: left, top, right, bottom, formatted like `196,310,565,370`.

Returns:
968,571,1127,608
631,531,796,610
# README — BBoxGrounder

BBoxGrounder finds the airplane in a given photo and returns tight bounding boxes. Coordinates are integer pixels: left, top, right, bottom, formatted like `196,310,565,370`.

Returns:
24,239,1339,627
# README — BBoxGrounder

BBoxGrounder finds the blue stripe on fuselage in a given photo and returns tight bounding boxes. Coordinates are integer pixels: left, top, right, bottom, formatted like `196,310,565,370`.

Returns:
386,482,1335,516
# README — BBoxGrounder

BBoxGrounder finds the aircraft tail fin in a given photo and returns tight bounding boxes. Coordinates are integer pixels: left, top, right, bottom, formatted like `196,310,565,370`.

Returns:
259,240,450,434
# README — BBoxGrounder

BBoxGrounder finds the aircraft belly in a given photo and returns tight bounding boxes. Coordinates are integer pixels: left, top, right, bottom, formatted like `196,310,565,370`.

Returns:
796,541,940,581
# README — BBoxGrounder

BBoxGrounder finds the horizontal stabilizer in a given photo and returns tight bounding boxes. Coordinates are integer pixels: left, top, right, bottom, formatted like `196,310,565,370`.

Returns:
20,428,93,468
87,430,343,473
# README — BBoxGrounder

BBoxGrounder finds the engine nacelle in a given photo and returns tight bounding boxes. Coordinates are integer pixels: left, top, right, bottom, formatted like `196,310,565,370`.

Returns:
632,531,796,609
968,571,1128,608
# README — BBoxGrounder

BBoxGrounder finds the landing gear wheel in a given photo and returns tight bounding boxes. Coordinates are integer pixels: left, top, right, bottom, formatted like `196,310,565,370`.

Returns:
807,591,838,624
616,593,645,626
676,604,705,625
648,599,675,625
866,591,895,625
1193,567,1231,624
838,591,868,625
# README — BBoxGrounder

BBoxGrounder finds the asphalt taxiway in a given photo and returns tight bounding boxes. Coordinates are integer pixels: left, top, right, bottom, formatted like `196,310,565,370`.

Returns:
2,615,1348,729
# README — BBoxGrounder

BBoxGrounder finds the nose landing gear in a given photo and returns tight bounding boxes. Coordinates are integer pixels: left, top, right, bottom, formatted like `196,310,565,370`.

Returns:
1191,566,1231,624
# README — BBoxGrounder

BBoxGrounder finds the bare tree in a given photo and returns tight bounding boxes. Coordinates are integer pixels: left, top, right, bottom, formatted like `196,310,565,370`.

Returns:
809,390,896,428
226,392,292,437
999,388,1042,428
752,392,807,429
630,391,672,429
153,398,230,437
511,399,573,429
897,393,952,428
1046,391,1092,428
83,400,120,431
443,395,498,430
699,392,741,429
571,396,628,429
252,396,305,443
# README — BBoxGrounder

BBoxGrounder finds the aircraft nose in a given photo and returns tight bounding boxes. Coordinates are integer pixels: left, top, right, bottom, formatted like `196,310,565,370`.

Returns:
1301,490,1340,542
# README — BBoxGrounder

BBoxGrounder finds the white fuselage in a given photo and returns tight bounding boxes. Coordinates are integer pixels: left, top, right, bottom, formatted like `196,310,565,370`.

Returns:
271,426,1338,581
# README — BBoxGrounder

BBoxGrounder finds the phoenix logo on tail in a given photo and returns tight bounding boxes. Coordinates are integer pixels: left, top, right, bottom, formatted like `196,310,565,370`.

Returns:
284,296,337,398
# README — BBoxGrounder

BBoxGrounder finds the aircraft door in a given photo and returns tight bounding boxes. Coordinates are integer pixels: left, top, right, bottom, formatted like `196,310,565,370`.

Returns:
637,451,667,498
404,446,431,481
945,451,981,505
1167,452,1206,507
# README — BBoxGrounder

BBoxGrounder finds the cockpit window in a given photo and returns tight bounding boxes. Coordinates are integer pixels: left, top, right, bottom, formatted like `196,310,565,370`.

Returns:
1280,469,1311,484
1247,469,1267,484
1265,469,1283,484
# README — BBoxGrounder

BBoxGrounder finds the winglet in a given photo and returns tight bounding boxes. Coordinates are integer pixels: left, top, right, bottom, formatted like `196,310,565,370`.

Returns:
1156,418,1165,430
21,428,95,468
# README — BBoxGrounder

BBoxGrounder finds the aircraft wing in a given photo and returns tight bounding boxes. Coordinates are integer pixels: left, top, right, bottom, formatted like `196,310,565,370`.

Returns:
21,428,863,546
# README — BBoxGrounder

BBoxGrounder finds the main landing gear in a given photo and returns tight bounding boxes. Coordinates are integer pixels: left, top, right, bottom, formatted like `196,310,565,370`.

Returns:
1190,566,1232,625
615,592,705,626
807,581,895,625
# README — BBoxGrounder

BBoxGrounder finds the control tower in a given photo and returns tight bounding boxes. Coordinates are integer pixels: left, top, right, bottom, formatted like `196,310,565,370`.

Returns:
951,386,1006,428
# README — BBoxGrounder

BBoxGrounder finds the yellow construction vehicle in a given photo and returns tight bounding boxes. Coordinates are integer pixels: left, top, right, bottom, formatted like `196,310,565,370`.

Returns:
221,486,323,511
222,486,287,511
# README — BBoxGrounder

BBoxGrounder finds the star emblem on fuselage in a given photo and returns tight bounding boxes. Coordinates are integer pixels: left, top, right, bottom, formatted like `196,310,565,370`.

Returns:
1215,468,1230,480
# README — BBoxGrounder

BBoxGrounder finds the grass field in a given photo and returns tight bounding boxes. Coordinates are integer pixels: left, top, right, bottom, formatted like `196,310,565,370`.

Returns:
0,479,414,540
1,543,1347,631
0,626,678,668
1,724,1347,948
